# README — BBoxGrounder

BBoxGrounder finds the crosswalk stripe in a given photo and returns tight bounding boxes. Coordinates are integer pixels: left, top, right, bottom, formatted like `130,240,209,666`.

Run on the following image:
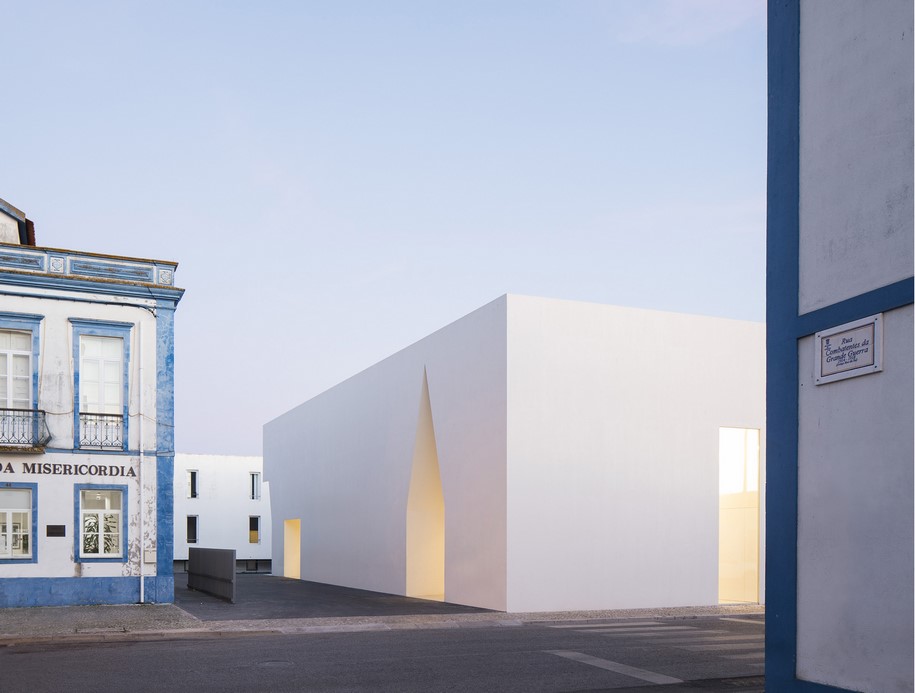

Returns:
597,629,727,638
681,642,764,651
544,650,683,685
725,652,765,660
549,621,659,629
620,634,762,644
580,625,697,634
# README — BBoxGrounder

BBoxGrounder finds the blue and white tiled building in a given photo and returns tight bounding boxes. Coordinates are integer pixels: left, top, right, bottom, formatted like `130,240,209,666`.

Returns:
0,198,184,607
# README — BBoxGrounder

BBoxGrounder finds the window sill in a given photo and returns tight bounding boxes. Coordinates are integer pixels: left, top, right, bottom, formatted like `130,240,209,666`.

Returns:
76,556,127,564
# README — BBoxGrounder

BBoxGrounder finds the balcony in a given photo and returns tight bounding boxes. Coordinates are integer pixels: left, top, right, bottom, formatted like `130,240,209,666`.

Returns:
79,412,124,449
0,408,51,450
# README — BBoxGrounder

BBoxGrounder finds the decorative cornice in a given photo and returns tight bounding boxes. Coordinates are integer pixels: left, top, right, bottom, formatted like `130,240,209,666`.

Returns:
0,244,183,304
0,243,180,290
0,269,184,303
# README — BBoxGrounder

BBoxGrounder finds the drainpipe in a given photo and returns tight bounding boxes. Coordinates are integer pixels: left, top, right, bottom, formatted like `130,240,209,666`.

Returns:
138,321,145,604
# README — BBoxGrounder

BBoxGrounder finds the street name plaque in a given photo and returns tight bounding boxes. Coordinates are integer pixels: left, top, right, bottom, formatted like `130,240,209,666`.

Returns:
815,314,883,385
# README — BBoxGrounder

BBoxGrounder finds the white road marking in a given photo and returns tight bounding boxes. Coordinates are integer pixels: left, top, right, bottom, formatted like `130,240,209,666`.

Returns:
624,634,762,644
549,621,660,629
681,642,764,651
725,652,765,660
544,650,683,685
581,625,697,634
720,617,764,625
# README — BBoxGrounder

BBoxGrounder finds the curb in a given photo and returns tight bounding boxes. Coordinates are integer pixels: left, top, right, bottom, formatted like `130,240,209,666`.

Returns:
0,605,765,645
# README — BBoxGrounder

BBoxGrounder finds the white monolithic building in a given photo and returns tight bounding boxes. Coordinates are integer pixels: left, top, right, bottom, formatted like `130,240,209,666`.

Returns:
265,295,765,612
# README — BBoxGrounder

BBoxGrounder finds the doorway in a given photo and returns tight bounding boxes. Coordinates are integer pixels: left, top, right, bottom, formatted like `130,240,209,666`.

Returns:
283,519,301,580
405,371,445,601
718,427,760,603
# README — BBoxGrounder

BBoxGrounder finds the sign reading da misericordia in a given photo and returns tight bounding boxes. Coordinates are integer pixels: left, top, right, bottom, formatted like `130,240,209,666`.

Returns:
815,313,883,385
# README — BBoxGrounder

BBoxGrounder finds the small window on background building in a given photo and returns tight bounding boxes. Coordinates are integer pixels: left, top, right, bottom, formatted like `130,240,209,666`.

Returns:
0,487,32,559
249,516,259,544
250,472,260,500
79,489,122,558
187,470,198,499
187,516,198,544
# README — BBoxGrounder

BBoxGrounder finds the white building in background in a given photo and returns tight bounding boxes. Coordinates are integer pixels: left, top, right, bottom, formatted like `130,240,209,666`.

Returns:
265,295,765,612
0,197,184,607
173,454,271,573
767,2,913,691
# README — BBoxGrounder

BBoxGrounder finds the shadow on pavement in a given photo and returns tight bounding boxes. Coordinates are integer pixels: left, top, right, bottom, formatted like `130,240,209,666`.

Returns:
174,572,493,621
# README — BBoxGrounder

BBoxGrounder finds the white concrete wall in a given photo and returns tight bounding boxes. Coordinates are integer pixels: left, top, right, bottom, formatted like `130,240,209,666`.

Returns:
267,295,766,612
796,2,914,690
264,297,508,609
797,306,913,692
173,454,271,563
0,287,161,578
505,296,766,612
799,0,914,313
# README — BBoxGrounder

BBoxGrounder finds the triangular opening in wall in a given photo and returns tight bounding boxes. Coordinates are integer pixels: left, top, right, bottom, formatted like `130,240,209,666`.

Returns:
405,369,445,601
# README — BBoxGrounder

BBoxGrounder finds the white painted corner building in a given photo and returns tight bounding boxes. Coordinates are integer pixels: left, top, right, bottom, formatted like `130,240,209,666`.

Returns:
767,2,913,691
173,453,271,573
0,198,183,607
265,295,765,612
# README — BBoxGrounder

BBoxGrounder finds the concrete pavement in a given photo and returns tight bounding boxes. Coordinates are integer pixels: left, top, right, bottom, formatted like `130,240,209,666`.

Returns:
0,573,764,644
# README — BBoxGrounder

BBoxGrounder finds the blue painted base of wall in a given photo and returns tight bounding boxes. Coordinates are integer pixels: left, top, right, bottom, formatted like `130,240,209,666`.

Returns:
144,575,174,603
0,576,174,608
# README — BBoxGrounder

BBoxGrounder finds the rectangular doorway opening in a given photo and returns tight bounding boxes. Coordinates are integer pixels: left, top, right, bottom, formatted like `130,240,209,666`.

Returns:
283,519,301,580
719,427,760,603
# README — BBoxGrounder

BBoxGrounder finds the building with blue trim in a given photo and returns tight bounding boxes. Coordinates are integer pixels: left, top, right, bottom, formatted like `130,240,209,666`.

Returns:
0,198,184,607
767,2,913,690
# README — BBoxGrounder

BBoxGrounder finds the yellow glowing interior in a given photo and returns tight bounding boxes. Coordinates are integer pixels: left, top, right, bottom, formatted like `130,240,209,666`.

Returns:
405,371,445,602
718,427,759,603
283,518,301,580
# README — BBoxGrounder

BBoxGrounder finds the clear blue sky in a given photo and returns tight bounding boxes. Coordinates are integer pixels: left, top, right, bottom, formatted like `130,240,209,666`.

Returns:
2,1,767,455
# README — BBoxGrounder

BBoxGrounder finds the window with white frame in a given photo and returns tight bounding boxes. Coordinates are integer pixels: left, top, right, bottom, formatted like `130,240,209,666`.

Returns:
78,335,124,448
249,516,260,544
79,489,123,558
0,330,31,410
0,487,31,559
70,318,132,451
250,472,260,500
187,515,198,544
187,470,198,499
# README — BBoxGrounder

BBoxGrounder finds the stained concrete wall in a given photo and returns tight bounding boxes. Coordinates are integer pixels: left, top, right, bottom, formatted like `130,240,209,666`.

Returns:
0,289,160,581
505,296,766,612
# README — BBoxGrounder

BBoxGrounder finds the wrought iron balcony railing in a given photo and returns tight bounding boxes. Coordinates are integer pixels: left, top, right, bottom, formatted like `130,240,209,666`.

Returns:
79,412,124,449
0,408,51,447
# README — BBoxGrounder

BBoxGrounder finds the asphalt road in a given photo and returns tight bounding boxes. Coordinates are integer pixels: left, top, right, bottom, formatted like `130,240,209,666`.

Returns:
0,615,764,692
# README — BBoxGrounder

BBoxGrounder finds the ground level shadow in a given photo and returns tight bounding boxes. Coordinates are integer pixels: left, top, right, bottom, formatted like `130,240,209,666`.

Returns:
173,572,493,621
